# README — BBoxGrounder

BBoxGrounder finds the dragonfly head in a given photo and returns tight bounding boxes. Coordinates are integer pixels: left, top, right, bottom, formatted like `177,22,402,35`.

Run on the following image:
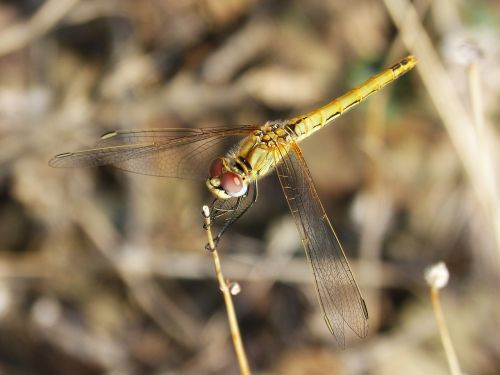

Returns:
206,158,248,199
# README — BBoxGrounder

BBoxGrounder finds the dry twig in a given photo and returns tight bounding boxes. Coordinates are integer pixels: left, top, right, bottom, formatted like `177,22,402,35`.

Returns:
384,0,500,270
425,263,462,375
202,205,251,375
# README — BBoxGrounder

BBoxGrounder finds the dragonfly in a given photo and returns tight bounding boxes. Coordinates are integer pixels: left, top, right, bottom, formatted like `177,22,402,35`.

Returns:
50,56,416,346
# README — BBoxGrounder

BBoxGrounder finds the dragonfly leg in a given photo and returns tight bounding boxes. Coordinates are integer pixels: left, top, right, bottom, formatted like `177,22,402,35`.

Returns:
213,197,243,242
213,180,258,244
210,197,239,219
205,196,243,246
203,197,239,232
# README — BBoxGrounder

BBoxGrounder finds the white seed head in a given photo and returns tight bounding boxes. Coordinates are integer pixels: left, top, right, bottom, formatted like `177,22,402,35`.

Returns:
424,262,450,289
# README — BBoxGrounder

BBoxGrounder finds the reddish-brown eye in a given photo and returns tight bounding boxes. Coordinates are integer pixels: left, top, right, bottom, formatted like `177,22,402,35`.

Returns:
220,172,247,197
209,158,224,178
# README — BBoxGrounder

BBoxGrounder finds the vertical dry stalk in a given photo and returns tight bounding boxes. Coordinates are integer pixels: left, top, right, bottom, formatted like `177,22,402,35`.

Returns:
430,287,462,375
202,205,251,375
468,63,485,133
466,61,500,257
425,262,462,375
383,0,500,269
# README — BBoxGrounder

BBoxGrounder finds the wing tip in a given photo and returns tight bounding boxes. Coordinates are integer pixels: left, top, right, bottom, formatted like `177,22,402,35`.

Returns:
323,300,369,345
361,297,369,320
324,315,346,348
100,131,119,140
48,152,73,167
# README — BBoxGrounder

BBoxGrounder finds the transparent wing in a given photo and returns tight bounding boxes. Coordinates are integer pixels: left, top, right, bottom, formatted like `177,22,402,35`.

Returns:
49,127,257,180
275,141,368,346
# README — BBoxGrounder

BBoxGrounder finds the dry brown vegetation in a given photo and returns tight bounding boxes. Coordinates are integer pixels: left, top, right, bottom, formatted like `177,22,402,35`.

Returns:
0,0,498,374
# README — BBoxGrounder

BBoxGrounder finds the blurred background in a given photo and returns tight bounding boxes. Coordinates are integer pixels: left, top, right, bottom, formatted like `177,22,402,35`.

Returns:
0,0,498,374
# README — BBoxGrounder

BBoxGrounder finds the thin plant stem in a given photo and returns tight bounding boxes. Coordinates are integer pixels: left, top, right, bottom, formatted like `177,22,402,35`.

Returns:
467,62,500,260
468,62,485,133
202,205,251,375
430,286,462,375
384,0,500,270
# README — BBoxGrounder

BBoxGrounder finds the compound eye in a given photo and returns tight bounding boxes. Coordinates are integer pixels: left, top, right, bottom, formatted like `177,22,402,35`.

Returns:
220,172,247,197
209,158,224,178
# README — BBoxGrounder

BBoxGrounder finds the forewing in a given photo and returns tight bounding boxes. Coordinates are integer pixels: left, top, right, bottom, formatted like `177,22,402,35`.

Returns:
275,142,368,346
49,127,256,180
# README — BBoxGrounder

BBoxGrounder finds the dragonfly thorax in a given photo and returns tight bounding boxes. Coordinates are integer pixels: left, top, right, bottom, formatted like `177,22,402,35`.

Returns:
242,123,292,175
